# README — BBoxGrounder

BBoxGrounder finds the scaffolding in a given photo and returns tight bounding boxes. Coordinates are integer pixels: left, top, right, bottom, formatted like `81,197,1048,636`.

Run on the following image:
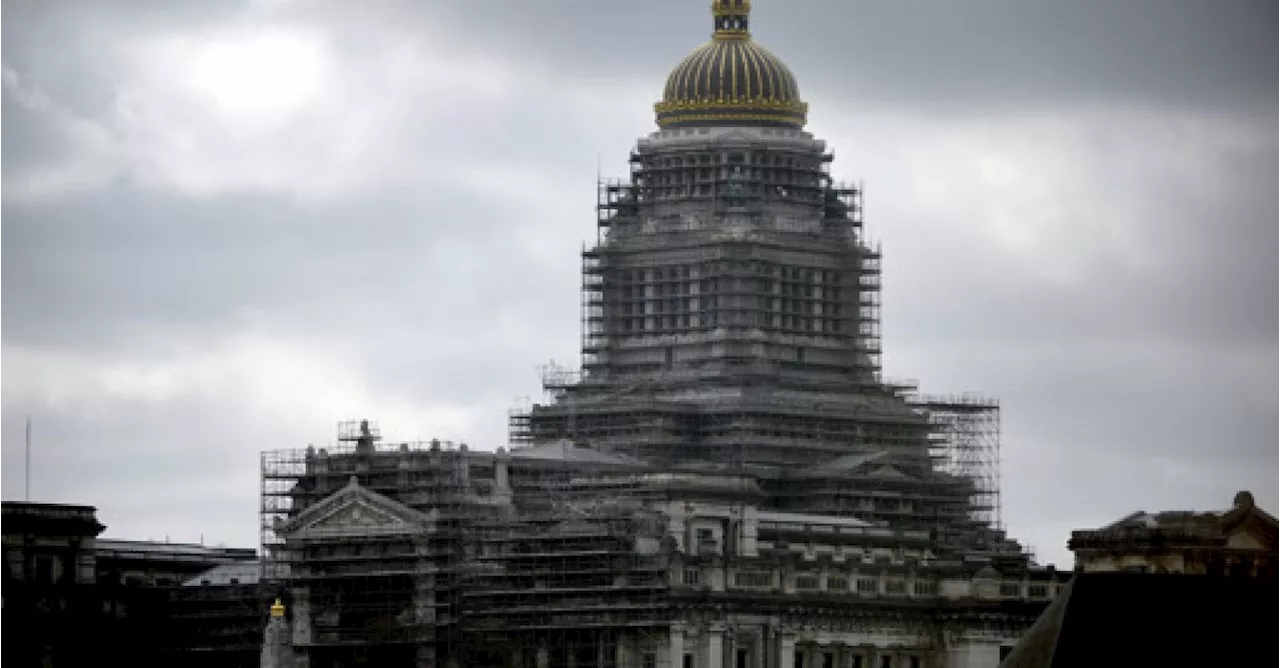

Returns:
459,497,671,668
258,105,1033,665
514,143,894,462
260,423,491,665
579,244,881,379
915,394,1002,530
261,422,684,668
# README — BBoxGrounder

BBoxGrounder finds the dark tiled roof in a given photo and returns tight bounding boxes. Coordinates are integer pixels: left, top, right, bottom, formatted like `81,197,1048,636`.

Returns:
1000,573,1277,668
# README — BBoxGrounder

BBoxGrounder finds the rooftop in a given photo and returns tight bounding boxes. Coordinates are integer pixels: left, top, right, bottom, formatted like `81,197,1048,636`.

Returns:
999,572,1277,667
96,539,256,562
182,561,262,587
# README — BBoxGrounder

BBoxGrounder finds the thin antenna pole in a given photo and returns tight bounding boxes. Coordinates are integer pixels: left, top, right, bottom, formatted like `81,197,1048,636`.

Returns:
25,416,32,501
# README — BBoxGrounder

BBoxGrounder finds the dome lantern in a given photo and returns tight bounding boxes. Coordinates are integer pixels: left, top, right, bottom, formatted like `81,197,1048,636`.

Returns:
711,0,751,38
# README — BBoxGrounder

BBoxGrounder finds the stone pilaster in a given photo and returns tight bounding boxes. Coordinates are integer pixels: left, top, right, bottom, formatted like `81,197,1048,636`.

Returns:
616,632,633,668
670,624,685,668
707,625,725,668
779,633,796,668
289,588,311,646
416,643,436,668
536,640,550,668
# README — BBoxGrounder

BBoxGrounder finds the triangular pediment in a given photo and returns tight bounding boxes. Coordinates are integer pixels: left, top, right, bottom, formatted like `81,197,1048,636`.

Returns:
548,518,600,536
869,464,910,480
283,476,434,538
1223,512,1278,551
809,451,889,472
313,501,403,530
1225,529,1265,551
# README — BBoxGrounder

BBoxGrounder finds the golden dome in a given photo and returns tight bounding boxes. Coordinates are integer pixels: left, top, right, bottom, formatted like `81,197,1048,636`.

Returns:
654,1,807,129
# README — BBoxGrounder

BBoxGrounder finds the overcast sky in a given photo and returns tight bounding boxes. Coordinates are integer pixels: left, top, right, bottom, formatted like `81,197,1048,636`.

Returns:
2,0,1275,567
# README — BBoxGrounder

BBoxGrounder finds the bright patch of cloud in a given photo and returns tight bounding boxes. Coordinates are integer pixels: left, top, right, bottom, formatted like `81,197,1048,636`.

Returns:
812,105,1271,284
109,20,524,201
2,335,480,443
172,27,328,121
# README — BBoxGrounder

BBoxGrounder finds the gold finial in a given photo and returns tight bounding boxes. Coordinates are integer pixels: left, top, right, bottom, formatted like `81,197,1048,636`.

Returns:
711,0,751,38
270,598,286,618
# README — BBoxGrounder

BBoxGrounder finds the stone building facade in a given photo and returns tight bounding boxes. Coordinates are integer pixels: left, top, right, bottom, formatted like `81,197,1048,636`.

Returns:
2,501,261,667
260,3,1064,666
1068,490,1278,577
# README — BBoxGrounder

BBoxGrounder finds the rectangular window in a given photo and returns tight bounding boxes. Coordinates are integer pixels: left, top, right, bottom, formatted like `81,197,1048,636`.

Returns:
880,657,892,668
909,657,920,668
999,583,1021,597
795,575,820,590
1029,584,1048,598
684,655,694,668
856,577,878,594
913,580,938,596
822,653,834,668
851,658,863,668
826,577,848,592
682,568,701,586
34,555,56,583
734,571,773,588
642,654,656,668
884,579,906,595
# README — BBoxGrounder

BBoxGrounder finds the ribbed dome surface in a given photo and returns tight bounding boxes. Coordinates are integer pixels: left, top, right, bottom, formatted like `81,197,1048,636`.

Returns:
654,1,807,129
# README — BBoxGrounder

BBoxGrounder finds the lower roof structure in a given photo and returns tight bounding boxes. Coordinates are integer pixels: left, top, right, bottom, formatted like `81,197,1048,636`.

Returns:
998,572,1278,668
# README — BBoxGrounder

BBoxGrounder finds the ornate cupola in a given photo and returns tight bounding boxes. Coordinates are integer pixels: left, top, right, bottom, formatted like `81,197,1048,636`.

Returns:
654,0,808,129
712,0,751,36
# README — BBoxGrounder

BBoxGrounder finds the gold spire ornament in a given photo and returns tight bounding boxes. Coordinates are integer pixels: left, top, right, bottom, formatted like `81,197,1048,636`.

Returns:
270,598,286,618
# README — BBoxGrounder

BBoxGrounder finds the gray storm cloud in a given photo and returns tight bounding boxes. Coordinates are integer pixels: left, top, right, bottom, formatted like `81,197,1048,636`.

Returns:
2,0,1275,567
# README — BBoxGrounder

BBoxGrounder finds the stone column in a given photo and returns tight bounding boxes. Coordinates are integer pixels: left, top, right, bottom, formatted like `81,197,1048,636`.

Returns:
416,644,437,668
779,633,796,668
707,625,725,668
290,588,311,646
942,641,1001,668
536,641,550,668
616,632,632,668
671,624,685,668
260,601,290,668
